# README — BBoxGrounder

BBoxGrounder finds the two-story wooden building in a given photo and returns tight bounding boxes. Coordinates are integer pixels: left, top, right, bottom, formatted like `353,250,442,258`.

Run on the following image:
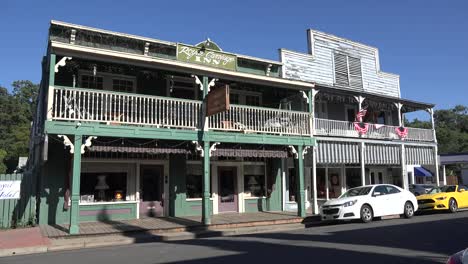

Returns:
29,21,438,234
280,29,440,213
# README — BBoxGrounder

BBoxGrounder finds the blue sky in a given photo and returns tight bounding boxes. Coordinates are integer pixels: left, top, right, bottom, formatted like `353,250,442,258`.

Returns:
1,0,467,120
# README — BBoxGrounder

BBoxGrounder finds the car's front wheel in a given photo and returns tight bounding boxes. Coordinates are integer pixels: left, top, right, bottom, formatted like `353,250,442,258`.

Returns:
404,201,414,218
449,198,458,213
360,205,373,223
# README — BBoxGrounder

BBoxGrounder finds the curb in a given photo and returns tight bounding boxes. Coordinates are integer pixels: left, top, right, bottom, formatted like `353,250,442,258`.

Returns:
0,222,309,257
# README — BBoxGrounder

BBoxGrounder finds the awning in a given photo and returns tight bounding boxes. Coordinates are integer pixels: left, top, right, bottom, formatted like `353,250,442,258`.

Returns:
365,143,400,165
405,146,435,165
315,141,360,165
212,148,288,158
414,167,433,177
88,146,191,154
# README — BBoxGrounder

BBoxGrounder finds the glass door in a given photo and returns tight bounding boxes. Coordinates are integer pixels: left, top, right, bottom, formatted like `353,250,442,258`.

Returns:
139,165,164,217
218,166,238,213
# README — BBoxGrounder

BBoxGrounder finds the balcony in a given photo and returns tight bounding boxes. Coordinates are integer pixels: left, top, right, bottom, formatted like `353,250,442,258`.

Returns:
314,118,434,142
50,87,311,136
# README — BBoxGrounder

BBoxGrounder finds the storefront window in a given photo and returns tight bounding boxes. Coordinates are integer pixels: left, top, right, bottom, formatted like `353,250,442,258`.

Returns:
186,164,203,199
346,168,362,189
317,168,326,199
80,173,127,202
244,165,265,197
328,168,341,199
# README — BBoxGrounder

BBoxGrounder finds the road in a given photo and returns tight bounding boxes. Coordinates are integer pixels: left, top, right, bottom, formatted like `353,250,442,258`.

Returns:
3,211,468,264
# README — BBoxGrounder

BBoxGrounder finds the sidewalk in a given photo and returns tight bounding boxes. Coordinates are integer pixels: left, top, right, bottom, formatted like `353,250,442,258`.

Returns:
1,214,320,257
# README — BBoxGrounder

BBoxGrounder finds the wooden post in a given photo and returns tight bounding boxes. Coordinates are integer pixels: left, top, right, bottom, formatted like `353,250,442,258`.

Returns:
325,166,329,200
69,135,82,234
360,142,366,186
47,54,56,120
296,145,306,217
202,141,211,225
434,145,440,186
442,165,447,185
401,144,408,190
312,146,318,215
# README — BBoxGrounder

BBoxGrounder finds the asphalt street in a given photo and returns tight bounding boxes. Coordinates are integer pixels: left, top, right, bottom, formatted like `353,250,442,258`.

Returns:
3,211,468,264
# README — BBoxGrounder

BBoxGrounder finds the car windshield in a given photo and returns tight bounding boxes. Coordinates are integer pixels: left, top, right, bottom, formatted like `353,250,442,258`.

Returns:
427,186,456,194
340,187,372,198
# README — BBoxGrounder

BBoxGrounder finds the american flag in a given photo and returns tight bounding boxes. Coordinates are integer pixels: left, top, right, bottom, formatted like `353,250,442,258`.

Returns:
354,122,369,134
395,126,408,138
354,107,368,122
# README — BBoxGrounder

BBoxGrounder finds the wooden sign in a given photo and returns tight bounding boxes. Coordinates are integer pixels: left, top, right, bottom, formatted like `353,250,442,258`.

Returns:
206,85,230,116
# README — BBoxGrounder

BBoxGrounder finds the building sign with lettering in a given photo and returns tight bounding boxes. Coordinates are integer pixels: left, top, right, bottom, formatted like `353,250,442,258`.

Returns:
0,181,21,200
177,44,237,71
206,85,230,116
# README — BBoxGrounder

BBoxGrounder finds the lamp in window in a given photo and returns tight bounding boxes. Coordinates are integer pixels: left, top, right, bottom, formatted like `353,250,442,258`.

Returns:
95,175,109,201
247,176,260,195
114,190,123,201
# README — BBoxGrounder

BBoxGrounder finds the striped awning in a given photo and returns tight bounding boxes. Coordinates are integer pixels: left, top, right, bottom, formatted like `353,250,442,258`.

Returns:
316,141,360,164
405,146,435,165
365,144,400,165
212,148,288,158
88,146,191,154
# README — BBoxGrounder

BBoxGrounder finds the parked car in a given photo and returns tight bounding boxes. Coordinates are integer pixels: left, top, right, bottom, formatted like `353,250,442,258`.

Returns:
320,184,418,223
446,248,468,264
417,185,468,213
409,184,435,196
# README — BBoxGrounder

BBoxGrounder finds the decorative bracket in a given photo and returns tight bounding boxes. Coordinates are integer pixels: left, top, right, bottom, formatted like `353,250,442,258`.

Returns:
70,29,76,44
394,102,403,110
207,78,218,92
58,135,74,154
266,64,272,76
288,145,298,159
192,75,203,91
353,95,365,105
192,141,204,157
81,136,97,154
55,57,72,73
144,42,150,56
300,91,309,104
302,146,311,159
312,89,319,98
209,142,220,157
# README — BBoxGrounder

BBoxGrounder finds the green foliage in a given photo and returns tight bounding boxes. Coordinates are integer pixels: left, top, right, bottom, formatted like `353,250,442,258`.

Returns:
0,149,7,174
406,105,468,154
0,81,39,172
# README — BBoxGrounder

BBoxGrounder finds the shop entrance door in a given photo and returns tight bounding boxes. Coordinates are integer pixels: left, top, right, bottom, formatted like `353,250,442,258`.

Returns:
218,166,238,213
140,165,164,217
369,168,385,185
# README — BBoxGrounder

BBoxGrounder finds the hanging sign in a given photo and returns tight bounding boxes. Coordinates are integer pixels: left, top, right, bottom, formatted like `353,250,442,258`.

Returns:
177,44,237,71
0,181,21,200
206,85,230,117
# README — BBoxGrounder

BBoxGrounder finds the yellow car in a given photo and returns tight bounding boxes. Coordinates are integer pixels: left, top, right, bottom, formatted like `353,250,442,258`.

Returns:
417,185,468,213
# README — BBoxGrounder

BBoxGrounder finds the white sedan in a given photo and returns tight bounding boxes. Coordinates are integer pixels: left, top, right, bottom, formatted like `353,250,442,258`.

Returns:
320,184,418,223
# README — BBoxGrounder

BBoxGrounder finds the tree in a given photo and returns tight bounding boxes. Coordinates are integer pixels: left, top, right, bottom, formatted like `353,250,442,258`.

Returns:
0,81,39,173
405,105,468,154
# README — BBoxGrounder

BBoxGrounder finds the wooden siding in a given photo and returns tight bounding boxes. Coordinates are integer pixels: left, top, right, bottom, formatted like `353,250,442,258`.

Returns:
281,30,400,98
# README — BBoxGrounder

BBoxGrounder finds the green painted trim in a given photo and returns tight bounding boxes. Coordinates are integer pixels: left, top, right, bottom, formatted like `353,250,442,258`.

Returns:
244,198,267,213
296,145,306,217
79,203,137,222
45,121,316,146
267,158,282,211
69,135,82,234
185,200,213,216
49,54,56,86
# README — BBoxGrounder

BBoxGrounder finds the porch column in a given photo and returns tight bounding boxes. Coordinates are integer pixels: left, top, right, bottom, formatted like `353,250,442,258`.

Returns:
360,142,366,186
69,135,82,234
295,145,306,217
312,146,318,214
442,165,447,185
47,54,56,120
394,102,403,127
202,141,211,225
434,146,440,186
401,144,409,190
309,89,319,135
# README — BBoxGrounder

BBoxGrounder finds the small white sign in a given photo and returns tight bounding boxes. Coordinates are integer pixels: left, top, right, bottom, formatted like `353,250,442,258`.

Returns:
0,181,21,199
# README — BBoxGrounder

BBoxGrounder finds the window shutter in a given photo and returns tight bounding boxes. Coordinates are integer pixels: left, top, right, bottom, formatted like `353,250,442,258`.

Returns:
348,56,363,89
333,53,349,86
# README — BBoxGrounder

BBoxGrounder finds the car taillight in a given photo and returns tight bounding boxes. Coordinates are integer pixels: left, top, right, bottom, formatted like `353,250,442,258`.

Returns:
446,256,455,264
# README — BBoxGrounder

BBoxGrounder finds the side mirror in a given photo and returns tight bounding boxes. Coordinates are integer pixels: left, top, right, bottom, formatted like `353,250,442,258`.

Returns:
460,189,465,193
373,192,381,197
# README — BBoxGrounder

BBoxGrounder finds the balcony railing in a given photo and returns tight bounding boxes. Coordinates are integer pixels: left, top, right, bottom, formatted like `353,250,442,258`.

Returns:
314,118,434,142
51,87,202,129
50,87,311,136
209,105,311,136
